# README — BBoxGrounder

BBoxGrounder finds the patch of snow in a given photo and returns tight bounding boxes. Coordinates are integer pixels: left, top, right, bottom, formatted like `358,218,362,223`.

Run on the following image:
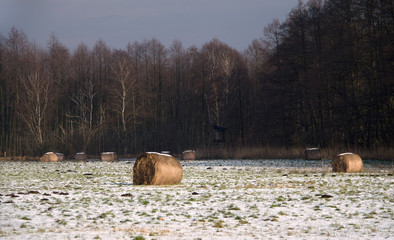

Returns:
0,160,392,239
338,152,354,156
146,152,173,157
182,150,195,153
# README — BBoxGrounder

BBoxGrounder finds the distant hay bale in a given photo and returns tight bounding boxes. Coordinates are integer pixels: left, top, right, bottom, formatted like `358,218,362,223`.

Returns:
101,152,117,161
332,153,363,173
75,152,86,161
133,152,183,185
40,152,58,162
56,153,65,161
305,148,321,160
182,150,196,160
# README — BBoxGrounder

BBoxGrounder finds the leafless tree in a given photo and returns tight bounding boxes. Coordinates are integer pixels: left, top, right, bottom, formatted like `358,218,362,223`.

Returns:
18,70,52,149
111,58,142,152
263,18,282,71
202,39,237,127
111,59,137,133
68,77,102,151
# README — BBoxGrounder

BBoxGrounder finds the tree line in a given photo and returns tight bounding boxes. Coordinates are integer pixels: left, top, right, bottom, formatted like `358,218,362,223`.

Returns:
0,0,393,157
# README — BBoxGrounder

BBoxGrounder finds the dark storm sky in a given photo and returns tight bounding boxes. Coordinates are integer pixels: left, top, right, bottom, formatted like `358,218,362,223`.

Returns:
0,0,299,50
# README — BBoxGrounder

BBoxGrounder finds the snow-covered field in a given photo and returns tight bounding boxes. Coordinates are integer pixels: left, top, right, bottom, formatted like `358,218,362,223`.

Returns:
0,159,393,239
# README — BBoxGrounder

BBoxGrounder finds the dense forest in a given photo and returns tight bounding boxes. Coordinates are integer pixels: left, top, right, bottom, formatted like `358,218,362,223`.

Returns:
0,0,393,157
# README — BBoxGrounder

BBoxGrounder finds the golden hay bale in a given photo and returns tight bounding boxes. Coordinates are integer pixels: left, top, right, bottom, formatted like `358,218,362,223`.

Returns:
182,150,196,160
305,148,321,160
133,152,183,185
40,152,58,162
332,153,363,173
101,152,117,161
75,152,86,161
56,153,65,161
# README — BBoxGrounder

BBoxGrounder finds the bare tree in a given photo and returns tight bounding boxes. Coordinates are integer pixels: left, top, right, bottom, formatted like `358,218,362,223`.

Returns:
111,59,137,133
1,28,39,155
111,59,141,153
263,19,282,71
18,70,52,150
202,39,237,127
68,77,102,152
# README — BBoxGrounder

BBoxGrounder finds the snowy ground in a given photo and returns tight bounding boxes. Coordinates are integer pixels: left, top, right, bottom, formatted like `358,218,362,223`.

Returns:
0,159,393,239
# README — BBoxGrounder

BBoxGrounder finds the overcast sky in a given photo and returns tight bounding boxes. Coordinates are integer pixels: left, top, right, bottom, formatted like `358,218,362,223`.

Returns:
0,0,299,51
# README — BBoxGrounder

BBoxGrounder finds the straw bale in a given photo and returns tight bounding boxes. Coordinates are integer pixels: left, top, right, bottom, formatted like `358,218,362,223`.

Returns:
133,152,183,185
56,153,65,161
305,148,321,160
75,152,86,161
101,152,117,161
332,153,363,173
40,152,58,162
182,150,196,160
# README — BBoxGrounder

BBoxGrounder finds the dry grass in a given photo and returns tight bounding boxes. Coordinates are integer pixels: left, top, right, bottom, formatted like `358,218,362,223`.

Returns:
1,146,393,161
321,146,394,161
195,146,394,161
195,146,305,159
0,156,39,161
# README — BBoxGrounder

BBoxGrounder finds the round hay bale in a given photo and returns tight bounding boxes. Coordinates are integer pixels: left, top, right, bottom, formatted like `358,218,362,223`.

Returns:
332,153,363,173
75,152,86,161
305,148,321,160
101,152,117,161
133,152,183,185
40,152,58,162
182,150,196,160
56,153,65,161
